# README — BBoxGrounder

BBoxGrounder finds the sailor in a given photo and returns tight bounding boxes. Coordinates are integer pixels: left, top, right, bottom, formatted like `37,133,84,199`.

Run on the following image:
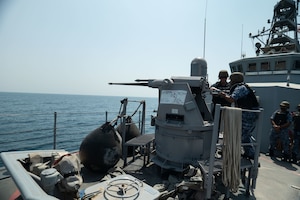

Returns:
268,101,292,162
282,101,294,161
220,72,259,159
291,104,300,163
210,70,231,116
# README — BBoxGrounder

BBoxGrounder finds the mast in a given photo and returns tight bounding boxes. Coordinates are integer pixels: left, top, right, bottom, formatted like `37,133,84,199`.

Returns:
241,24,245,58
203,0,208,58
250,0,300,55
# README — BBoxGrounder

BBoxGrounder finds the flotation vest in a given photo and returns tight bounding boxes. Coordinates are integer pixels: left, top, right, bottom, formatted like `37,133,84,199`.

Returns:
273,111,288,126
230,83,259,109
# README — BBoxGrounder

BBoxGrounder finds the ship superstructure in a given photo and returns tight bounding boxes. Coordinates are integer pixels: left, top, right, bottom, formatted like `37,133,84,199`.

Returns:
229,0,300,152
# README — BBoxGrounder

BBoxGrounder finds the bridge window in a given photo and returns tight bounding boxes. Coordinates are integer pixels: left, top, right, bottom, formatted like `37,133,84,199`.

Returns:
275,60,286,70
230,66,235,72
247,63,257,72
230,64,243,72
293,60,300,70
237,64,243,72
261,62,270,71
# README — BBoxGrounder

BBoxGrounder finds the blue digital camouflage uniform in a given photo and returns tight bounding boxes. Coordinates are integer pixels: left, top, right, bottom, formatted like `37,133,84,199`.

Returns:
269,110,292,156
231,84,258,158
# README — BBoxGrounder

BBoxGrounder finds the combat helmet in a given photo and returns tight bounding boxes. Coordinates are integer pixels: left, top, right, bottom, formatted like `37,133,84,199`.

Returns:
280,101,290,108
218,70,228,79
229,72,244,85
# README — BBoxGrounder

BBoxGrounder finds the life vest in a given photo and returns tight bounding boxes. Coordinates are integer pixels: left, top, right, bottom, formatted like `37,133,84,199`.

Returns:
273,111,288,126
230,83,259,109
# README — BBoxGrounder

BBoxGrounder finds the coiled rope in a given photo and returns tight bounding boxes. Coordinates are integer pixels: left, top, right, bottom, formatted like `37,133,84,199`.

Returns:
220,107,242,192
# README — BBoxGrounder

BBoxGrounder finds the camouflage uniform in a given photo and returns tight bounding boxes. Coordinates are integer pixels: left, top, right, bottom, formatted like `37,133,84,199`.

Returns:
269,103,292,160
230,84,258,159
292,105,300,163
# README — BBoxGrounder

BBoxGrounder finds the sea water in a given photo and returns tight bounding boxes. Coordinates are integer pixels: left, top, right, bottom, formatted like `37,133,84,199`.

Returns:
0,92,158,167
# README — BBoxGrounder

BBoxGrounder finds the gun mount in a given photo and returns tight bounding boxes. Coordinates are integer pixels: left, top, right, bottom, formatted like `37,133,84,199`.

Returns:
110,58,214,171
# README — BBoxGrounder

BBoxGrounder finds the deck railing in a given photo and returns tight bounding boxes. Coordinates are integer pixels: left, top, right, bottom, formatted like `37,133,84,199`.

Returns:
0,105,155,167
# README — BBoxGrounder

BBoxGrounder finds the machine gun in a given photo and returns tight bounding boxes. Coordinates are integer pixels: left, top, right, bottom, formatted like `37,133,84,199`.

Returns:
109,58,215,171
210,87,222,95
109,79,151,87
109,78,176,88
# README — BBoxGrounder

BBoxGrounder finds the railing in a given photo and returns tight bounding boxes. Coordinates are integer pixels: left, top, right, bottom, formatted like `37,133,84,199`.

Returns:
0,107,155,167
202,105,264,199
52,110,111,149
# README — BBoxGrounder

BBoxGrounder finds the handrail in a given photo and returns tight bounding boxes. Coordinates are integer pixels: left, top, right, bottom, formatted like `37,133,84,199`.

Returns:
0,110,154,167
53,112,57,149
204,104,264,199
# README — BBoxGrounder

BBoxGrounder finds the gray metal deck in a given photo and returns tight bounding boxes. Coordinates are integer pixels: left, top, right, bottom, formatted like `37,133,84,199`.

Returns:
0,153,299,200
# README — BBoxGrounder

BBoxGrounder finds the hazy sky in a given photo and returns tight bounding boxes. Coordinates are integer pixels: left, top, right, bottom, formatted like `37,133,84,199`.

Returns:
0,0,277,97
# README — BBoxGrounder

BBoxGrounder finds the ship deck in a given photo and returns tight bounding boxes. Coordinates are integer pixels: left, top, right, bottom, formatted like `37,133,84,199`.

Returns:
0,152,299,200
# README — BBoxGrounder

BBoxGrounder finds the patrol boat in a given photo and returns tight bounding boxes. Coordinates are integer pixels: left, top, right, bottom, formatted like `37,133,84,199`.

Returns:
1,0,300,200
2,60,299,200
1,63,299,200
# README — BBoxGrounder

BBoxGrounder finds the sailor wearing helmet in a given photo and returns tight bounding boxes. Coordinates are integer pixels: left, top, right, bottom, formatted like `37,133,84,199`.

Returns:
268,101,292,161
210,70,231,116
220,72,259,159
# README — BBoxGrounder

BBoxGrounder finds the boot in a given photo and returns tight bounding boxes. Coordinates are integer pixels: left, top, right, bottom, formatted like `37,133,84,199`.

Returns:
268,149,274,157
282,153,289,162
291,153,298,164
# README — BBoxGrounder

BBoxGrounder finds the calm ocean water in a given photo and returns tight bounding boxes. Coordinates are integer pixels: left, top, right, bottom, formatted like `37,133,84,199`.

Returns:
0,92,158,167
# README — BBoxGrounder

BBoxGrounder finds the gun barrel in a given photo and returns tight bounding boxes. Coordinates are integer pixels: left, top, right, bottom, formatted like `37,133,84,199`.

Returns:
108,82,149,86
134,79,154,82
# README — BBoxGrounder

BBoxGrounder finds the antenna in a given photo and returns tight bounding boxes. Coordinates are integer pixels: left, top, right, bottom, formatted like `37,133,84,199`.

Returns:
241,24,244,58
203,0,208,58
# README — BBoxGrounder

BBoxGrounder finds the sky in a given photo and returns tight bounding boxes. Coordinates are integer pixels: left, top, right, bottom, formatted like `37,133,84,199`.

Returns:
0,0,277,97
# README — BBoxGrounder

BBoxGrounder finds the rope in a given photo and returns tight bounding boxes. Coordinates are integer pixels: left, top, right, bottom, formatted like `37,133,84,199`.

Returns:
130,102,143,118
221,107,242,192
117,99,143,118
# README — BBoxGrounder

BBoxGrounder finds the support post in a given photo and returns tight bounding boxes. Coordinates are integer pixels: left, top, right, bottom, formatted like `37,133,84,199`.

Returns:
53,112,57,149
